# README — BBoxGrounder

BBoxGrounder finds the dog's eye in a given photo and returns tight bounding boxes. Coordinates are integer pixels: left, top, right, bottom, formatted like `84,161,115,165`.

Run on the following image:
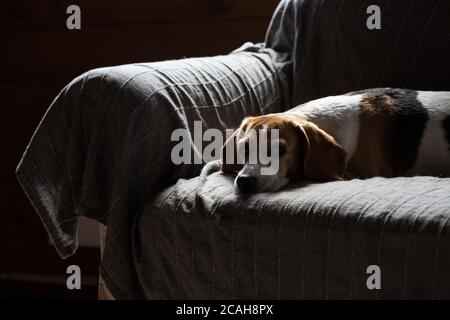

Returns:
279,145,287,157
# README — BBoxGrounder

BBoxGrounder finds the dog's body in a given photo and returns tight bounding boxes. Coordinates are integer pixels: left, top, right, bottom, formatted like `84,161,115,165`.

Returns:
221,88,450,193
288,88,450,178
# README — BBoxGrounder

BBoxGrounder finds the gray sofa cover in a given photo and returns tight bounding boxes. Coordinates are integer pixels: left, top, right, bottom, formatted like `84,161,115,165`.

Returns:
16,0,450,299
136,161,450,299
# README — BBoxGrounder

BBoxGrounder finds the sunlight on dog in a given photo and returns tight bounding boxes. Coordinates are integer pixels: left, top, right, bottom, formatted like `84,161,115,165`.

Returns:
220,114,346,193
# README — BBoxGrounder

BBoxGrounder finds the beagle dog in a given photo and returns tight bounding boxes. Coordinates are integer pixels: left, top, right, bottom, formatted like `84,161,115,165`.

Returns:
221,88,450,193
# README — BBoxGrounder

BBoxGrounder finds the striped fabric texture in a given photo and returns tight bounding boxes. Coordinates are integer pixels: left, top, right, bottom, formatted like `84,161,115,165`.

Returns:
16,0,450,299
16,51,285,298
137,163,450,299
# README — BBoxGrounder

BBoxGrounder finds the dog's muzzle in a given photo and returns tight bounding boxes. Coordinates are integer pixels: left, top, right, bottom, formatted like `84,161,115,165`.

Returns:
235,174,257,193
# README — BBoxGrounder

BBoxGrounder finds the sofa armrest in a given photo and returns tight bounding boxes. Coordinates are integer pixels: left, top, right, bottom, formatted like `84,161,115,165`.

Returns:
17,50,284,259
17,50,285,298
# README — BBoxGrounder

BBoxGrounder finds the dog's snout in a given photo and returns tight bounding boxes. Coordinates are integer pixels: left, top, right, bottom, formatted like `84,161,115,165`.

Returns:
236,175,257,193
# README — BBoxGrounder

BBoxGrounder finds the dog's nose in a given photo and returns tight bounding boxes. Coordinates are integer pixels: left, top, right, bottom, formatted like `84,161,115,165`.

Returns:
236,175,257,193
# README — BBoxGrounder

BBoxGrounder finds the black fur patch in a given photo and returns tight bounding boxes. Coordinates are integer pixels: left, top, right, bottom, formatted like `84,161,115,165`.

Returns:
443,115,450,153
361,88,429,175
390,89,429,175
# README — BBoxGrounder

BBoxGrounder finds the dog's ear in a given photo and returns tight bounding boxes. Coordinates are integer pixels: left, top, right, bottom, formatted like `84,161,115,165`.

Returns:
220,117,251,174
292,120,346,181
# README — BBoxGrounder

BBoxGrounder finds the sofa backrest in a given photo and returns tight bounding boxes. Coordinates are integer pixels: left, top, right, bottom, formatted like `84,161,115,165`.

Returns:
265,0,450,107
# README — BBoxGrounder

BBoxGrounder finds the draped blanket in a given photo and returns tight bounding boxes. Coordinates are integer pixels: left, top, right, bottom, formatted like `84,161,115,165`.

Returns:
136,161,450,299
16,0,450,298
16,51,285,298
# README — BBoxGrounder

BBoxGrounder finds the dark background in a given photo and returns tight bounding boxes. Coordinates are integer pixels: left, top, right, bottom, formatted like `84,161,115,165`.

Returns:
0,0,278,299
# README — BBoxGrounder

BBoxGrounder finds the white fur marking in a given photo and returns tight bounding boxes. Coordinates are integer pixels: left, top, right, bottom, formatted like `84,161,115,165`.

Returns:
286,94,363,161
411,91,450,176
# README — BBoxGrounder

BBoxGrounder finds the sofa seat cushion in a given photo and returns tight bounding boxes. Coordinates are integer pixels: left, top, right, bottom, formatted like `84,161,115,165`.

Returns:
135,162,450,299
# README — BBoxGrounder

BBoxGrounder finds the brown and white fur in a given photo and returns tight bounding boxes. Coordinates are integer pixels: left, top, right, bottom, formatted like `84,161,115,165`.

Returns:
221,88,450,193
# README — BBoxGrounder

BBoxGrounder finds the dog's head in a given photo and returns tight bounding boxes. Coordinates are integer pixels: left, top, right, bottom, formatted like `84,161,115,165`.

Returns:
220,114,346,193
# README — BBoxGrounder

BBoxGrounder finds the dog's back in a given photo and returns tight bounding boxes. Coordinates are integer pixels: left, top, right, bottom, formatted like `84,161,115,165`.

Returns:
288,88,450,178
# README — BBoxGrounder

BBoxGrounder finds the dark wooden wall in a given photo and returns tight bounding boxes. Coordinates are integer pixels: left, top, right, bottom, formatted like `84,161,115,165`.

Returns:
0,0,278,298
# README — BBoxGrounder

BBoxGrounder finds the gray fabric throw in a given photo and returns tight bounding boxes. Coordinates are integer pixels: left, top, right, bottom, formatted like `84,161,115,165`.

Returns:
136,162,450,299
16,0,450,298
16,51,285,298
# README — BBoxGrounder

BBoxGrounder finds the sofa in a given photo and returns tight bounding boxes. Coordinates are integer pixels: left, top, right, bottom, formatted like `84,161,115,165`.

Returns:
17,0,450,299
